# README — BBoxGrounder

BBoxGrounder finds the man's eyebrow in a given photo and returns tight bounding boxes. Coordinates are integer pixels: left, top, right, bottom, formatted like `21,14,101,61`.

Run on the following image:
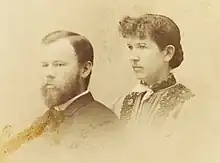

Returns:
53,60,67,63
40,60,68,64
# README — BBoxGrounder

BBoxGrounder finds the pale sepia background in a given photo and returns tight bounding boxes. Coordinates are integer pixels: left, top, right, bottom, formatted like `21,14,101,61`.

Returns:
0,0,219,134
0,0,220,162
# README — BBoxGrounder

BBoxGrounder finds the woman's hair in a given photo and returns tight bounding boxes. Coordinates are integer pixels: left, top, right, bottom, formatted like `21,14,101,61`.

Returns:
118,14,184,69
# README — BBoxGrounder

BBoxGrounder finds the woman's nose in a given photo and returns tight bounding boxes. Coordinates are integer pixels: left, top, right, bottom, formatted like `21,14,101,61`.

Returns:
129,55,140,62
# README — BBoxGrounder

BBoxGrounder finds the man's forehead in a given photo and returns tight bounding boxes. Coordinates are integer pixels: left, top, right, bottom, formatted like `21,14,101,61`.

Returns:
39,38,77,61
41,39,74,53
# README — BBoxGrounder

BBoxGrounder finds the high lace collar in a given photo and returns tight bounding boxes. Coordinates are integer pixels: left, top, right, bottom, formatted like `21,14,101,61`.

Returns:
140,73,176,93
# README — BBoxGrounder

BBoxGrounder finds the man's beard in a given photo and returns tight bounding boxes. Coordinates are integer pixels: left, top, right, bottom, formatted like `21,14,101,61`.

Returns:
41,76,80,108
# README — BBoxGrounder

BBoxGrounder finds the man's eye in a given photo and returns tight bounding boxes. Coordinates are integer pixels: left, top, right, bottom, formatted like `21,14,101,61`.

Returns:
54,63,65,67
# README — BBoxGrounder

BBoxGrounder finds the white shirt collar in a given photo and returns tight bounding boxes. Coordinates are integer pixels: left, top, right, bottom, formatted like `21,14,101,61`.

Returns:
54,90,90,111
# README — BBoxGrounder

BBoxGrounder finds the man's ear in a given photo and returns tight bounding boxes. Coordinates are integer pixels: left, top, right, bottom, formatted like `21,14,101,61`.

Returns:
163,45,175,62
80,61,93,79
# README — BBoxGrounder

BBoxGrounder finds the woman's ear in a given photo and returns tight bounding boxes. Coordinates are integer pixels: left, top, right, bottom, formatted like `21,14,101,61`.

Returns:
80,61,93,79
163,45,175,62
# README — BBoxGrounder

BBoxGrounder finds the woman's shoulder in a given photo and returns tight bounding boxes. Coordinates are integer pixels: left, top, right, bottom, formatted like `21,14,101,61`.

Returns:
157,83,195,111
154,83,196,123
162,83,195,101
111,95,127,117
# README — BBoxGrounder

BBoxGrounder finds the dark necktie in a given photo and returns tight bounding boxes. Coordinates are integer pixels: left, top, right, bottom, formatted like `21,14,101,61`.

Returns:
47,108,65,132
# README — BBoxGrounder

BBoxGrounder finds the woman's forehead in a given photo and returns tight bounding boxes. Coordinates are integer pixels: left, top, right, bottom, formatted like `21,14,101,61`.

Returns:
126,36,153,45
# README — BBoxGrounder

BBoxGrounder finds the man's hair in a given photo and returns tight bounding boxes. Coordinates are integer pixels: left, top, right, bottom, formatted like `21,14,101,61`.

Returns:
118,13,184,69
41,30,94,88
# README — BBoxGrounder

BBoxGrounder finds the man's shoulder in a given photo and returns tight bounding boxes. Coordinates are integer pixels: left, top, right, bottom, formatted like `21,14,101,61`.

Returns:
88,100,110,110
60,100,123,149
64,92,119,121
66,99,120,128
80,100,118,118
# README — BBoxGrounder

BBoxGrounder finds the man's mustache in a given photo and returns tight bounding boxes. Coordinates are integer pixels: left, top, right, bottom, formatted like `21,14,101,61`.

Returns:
41,84,58,91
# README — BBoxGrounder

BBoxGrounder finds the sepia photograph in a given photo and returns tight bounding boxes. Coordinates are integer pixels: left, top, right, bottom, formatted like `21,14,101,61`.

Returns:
0,0,219,162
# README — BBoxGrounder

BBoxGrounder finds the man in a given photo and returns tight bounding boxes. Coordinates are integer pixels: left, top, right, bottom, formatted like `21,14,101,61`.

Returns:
113,14,195,131
0,30,121,159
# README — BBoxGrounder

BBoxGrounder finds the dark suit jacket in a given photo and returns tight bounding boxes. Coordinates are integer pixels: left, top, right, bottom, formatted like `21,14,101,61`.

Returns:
0,92,123,158
43,92,122,148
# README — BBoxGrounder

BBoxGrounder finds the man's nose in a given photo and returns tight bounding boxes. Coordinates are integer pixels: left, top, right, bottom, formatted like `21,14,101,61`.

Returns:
44,66,56,79
44,73,55,84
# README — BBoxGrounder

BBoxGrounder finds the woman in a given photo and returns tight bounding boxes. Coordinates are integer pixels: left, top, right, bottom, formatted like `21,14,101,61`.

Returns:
113,14,195,131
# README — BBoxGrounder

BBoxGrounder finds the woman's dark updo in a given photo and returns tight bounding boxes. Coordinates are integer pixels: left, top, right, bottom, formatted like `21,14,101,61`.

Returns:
118,13,184,69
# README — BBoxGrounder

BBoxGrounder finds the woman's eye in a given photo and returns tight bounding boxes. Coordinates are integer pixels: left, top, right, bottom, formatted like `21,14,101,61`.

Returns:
42,63,48,67
127,45,133,50
139,45,147,49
